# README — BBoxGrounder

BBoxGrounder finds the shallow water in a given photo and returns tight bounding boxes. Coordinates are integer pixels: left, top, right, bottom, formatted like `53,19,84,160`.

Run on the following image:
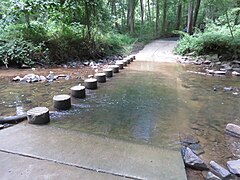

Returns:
0,61,239,164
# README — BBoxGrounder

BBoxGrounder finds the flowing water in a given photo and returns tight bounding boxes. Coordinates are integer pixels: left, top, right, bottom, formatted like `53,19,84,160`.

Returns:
0,61,239,165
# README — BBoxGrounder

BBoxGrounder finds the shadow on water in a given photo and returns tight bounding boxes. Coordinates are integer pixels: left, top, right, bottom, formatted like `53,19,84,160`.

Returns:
0,61,239,164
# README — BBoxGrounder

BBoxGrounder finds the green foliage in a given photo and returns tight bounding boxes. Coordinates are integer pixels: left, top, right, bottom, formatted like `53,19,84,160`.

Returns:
0,39,49,67
175,22,240,60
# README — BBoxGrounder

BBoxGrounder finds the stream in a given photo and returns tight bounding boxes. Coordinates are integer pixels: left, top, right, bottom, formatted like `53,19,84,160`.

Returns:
0,61,239,167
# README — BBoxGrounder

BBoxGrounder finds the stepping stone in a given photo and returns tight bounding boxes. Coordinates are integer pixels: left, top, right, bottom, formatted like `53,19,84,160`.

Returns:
53,95,71,110
108,65,119,73
71,85,86,98
115,62,124,69
95,73,106,83
103,69,113,78
84,78,98,90
27,107,50,124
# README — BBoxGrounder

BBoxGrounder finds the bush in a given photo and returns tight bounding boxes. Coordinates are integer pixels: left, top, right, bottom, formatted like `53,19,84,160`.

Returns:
0,39,49,67
174,23,240,60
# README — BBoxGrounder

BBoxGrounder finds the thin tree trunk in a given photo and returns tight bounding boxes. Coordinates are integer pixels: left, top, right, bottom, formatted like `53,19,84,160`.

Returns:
127,0,135,33
147,0,151,22
85,1,91,39
235,11,240,25
192,0,201,28
140,0,144,24
156,0,160,34
187,0,194,35
176,0,182,30
162,0,167,33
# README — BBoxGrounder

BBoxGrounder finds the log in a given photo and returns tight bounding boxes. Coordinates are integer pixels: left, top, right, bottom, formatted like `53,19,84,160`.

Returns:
27,107,50,125
71,85,86,98
53,94,71,110
103,69,113,78
0,114,27,124
95,73,106,83
84,78,98,90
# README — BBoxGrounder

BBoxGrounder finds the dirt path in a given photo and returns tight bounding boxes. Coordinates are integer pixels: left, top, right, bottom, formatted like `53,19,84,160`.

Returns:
135,37,180,62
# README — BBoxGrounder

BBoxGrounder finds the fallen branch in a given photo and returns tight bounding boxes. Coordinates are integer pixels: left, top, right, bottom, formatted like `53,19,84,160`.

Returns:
0,114,27,124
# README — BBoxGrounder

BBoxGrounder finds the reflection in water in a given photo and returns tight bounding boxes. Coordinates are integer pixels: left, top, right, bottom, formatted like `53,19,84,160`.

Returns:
0,62,239,165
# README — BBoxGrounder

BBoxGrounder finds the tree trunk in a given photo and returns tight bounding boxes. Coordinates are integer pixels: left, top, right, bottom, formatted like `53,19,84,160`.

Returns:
156,0,160,34
162,0,167,33
235,11,240,25
85,1,91,39
140,0,144,24
176,0,182,30
187,0,194,35
147,0,151,22
192,0,201,28
127,0,135,33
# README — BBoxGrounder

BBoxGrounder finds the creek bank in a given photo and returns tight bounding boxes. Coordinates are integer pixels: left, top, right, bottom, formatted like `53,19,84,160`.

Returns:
178,54,240,77
181,124,240,179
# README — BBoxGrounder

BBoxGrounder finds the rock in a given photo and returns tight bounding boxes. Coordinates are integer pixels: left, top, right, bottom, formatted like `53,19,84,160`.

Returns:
47,71,55,80
232,71,240,76
21,64,31,69
189,143,205,155
0,124,4,130
39,75,46,81
181,147,208,170
224,87,233,91
215,62,222,65
214,71,226,75
12,76,21,81
227,159,240,175
180,134,199,145
232,60,240,65
210,161,231,179
206,172,221,180
206,69,214,74
27,107,50,125
232,68,240,72
226,123,240,138
203,60,212,65
193,60,203,65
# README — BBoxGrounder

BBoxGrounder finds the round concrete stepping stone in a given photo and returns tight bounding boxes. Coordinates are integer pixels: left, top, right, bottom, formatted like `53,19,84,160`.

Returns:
27,107,50,124
95,73,106,83
103,69,113,78
53,95,71,110
71,85,86,98
108,65,119,73
122,60,128,66
115,62,124,69
84,78,98,90
126,58,131,64
130,57,134,62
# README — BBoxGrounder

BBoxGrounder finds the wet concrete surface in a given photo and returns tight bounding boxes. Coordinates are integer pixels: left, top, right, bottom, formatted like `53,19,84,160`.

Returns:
0,123,187,180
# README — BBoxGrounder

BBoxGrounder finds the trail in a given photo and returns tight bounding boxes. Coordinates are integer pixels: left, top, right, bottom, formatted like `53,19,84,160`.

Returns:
135,37,180,62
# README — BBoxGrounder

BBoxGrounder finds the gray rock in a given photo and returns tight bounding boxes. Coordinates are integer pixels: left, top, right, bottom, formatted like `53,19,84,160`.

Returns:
206,172,221,180
0,124,4,130
180,134,200,145
12,76,21,81
181,147,208,170
224,87,233,91
210,161,231,179
214,71,226,75
189,143,205,155
203,60,212,65
226,123,240,138
39,75,46,81
232,71,240,76
227,159,240,175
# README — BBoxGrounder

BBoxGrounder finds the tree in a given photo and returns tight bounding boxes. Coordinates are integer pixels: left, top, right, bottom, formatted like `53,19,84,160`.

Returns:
176,0,182,30
127,0,136,33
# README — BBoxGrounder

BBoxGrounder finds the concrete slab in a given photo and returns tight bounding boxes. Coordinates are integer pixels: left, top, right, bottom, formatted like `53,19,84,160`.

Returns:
0,151,124,180
0,123,187,180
